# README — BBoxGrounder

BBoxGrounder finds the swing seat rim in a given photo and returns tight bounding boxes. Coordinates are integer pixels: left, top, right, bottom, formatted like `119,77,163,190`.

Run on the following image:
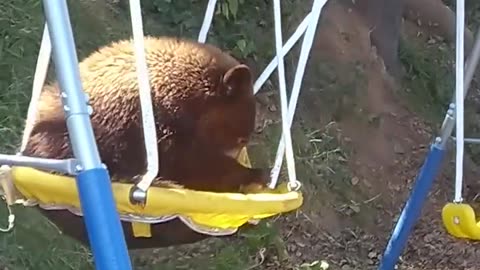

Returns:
10,165,303,230
6,147,303,232
8,161,303,231
11,165,303,215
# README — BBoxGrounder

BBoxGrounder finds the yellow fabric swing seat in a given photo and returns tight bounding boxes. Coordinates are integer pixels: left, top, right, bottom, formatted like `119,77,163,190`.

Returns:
442,202,480,240
2,147,303,246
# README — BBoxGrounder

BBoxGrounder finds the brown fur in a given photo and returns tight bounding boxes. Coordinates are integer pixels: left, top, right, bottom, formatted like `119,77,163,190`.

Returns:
23,36,269,193
21,36,270,249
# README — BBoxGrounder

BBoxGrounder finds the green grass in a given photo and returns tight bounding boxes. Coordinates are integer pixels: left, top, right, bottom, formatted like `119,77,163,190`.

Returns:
0,207,92,270
0,0,43,152
397,37,455,124
129,221,282,269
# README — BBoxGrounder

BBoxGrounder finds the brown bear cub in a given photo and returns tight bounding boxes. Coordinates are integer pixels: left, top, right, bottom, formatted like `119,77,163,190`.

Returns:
21,36,271,248
23,36,270,193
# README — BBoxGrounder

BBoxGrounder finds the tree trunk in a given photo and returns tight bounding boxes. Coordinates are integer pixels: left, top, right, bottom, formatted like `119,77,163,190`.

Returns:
352,0,406,77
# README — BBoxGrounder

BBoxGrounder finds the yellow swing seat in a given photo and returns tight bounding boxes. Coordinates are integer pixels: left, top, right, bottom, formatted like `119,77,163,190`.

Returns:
442,202,480,240
2,147,303,239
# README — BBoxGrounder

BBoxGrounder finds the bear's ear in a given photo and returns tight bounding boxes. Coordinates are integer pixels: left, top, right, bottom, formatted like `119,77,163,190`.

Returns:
222,64,253,97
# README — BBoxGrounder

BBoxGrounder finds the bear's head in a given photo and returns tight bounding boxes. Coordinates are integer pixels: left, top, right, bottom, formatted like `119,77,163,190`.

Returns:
195,63,256,159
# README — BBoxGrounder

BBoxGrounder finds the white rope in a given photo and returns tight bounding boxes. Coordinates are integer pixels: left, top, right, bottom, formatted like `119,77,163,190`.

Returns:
20,24,51,152
3,23,51,234
128,0,159,192
272,0,298,190
254,12,312,94
198,0,218,43
269,0,325,189
0,202,15,233
454,0,465,203
0,166,15,233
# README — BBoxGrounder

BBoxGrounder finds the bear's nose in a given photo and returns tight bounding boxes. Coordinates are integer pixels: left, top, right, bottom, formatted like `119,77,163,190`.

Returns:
237,137,248,145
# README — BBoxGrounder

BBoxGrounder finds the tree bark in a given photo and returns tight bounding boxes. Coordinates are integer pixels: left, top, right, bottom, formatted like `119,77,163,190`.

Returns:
345,0,478,79
352,0,406,77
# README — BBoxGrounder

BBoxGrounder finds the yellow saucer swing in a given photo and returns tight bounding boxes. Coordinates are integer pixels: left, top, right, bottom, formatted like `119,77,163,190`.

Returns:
0,0,325,249
442,202,480,240
1,147,303,246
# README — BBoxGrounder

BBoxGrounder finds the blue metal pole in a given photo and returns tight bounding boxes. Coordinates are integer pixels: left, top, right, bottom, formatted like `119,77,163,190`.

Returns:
42,1,132,269
378,143,445,270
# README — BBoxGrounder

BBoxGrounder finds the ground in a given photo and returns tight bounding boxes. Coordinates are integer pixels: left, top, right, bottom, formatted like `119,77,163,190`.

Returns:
2,0,480,269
